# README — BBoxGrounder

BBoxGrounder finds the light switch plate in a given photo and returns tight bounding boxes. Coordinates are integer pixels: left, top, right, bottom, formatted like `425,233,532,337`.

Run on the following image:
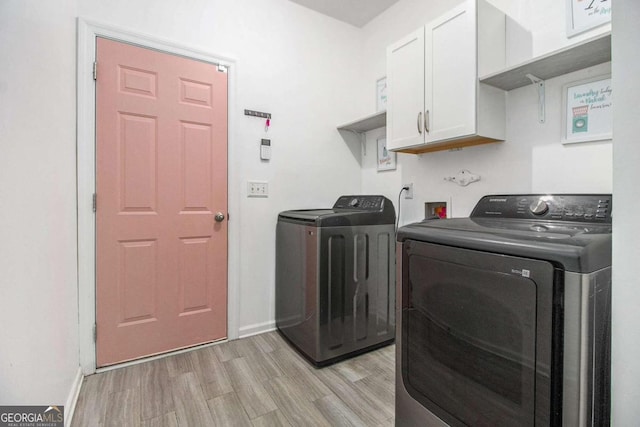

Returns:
247,181,268,197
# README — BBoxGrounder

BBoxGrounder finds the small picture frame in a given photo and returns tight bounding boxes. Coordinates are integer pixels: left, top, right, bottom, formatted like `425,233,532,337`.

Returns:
561,75,612,144
376,77,387,112
566,0,611,38
377,137,396,171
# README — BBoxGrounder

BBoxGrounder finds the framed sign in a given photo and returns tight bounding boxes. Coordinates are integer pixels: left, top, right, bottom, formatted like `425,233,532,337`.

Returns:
562,75,612,144
377,137,396,171
566,0,612,37
376,77,387,112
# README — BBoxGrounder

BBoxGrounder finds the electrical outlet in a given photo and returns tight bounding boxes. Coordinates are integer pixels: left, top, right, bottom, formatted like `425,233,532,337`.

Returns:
404,183,413,199
247,181,268,197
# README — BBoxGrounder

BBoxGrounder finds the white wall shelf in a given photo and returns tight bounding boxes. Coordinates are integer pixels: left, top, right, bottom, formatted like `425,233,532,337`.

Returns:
480,32,611,91
337,110,386,133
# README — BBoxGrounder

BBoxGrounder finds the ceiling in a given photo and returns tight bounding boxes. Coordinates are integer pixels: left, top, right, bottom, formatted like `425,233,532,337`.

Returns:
288,0,400,27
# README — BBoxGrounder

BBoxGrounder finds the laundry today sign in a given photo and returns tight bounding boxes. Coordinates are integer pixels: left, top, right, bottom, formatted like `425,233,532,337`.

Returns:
563,76,612,144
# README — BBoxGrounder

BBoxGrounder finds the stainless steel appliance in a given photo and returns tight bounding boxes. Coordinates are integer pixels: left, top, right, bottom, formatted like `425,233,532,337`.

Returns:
396,194,612,426
276,195,396,366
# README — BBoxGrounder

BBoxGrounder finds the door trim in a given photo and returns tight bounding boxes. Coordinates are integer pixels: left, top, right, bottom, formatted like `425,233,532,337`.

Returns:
77,18,240,374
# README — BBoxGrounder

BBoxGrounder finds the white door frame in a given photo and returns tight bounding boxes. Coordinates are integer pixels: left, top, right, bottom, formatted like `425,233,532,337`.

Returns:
77,18,240,374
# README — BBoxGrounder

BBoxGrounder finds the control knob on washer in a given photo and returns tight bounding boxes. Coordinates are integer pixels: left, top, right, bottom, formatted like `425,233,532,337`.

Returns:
529,199,549,216
349,198,359,208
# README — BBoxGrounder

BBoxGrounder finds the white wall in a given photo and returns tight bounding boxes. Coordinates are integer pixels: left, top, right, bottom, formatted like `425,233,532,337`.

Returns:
75,0,365,336
488,0,611,56
611,0,640,423
1,0,366,408
360,0,612,224
0,0,80,409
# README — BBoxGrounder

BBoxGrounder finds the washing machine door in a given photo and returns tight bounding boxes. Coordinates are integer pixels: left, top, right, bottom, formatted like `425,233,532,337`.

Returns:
400,241,559,427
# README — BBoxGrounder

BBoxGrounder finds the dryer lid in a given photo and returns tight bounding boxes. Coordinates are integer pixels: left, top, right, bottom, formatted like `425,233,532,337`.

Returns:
278,195,396,227
397,194,612,273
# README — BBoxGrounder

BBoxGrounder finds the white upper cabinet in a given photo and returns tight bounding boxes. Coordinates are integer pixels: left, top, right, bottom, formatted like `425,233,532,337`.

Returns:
387,0,508,154
387,28,425,150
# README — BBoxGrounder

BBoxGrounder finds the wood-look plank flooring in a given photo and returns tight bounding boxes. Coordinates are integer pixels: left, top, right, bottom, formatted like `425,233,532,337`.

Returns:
72,332,395,426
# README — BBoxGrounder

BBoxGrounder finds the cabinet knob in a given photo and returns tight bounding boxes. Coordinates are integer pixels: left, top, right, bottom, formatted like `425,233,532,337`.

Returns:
417,111,423,134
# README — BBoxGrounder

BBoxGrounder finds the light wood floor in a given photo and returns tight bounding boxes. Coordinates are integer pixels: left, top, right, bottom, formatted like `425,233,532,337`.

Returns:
71,331,395,426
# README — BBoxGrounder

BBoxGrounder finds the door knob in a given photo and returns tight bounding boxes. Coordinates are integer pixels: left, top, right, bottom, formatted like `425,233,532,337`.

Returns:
215,212,225,222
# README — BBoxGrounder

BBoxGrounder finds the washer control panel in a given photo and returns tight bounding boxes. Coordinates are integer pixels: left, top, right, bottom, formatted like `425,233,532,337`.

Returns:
471,194,612,223
334,195,386,211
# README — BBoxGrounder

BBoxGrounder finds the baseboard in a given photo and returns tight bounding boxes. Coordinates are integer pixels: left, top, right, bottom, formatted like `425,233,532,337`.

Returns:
64,367,84,427
238,320,276,339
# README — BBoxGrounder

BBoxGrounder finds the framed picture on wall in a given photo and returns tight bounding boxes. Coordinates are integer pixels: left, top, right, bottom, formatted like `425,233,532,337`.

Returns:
566,0,612,37
376,77,387,112
562,75,612,144
377,137,396,171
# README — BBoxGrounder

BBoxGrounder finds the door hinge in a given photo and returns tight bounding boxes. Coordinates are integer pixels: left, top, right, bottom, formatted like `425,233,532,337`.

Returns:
93,324,97,343
92,193,97,212
217,64,228,73
93,61,98,80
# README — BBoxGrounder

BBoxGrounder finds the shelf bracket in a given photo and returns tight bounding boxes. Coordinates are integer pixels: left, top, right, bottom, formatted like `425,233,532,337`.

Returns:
526,74,545,124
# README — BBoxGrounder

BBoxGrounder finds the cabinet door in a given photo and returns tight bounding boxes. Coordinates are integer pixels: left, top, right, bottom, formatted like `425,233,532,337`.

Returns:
386,28,425,151
425,4,476,143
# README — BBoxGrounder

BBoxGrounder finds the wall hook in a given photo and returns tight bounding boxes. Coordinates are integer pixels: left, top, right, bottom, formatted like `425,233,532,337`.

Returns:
444,169,480,187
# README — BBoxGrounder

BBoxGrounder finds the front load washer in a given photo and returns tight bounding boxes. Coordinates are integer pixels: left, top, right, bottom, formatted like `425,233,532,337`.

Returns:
396,194,612,426
276,195,396,366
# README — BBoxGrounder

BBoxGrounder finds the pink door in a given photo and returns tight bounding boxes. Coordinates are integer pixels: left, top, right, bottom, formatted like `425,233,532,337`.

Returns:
96,38,228,367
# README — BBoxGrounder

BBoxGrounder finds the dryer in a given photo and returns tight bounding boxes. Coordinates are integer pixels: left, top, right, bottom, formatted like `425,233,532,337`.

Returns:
396,194,612,426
